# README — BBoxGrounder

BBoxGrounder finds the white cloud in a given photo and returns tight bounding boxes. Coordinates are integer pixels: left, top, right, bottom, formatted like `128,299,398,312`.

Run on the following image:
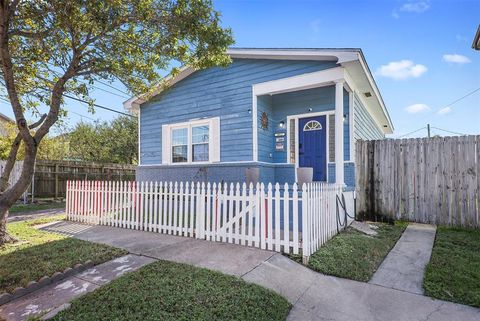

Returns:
437,107,451,115
400,1,430,13
376,60,427,80
393,1,430,18
442,54,471,64
405,103,430,114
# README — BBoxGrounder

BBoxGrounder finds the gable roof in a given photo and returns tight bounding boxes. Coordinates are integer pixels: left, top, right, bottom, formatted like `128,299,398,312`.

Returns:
124,48,394,133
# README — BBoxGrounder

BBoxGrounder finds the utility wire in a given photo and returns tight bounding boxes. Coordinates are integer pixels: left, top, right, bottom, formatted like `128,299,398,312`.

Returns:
62,93,135,118
1,90,134,118
438,87,480,111
90,85,129,99
67,110,98,122
397,126,426,138
95,79,130,96
431,126,467,136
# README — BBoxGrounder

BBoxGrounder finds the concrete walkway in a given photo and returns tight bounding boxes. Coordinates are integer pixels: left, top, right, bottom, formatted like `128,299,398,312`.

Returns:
4,221,478,321
369,223,437,294
0,254,155,321
7,208,65,222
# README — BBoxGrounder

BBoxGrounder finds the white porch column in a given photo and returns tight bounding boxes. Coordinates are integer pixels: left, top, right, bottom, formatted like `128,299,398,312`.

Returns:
334,81,345,185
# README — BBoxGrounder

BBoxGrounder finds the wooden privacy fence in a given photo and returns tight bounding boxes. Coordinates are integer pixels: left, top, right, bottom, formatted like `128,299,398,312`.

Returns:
32,160,136,199
66,180,354,260
0,160,27,200
356,136,479,227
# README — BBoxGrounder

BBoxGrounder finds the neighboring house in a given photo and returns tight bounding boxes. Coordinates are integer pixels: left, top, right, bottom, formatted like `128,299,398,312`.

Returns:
473,25,480,50
124,48,393,188
0,112,14,137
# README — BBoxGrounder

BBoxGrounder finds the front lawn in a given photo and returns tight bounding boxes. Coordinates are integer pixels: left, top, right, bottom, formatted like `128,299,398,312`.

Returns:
50,260,291,321
424,226,480,308
0,215,127,293
306,221,407,282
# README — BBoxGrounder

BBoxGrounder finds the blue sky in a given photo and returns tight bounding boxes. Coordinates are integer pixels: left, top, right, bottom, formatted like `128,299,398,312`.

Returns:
1,0,479,137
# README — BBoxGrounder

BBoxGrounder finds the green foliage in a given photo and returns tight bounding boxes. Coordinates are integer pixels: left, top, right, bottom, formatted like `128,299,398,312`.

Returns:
7,0,234,112
0,123,69,161
424,226,480,307
1,216,127,293
51,260,291,321
307,222,407,282
69,115,138,164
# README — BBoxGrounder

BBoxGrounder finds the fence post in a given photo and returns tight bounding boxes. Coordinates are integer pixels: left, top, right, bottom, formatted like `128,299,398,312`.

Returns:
302,183,310,264
65,180,70,220
196,182,205,239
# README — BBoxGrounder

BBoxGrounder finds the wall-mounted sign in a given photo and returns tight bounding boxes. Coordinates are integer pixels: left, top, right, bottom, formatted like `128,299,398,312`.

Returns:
275,137,285,143
275,143,284,151
274,132,285,137
261,112,269,130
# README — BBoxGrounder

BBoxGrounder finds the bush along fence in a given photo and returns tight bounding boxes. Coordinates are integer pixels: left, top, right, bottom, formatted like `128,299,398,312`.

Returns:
356,135,479,227
66,180,354,261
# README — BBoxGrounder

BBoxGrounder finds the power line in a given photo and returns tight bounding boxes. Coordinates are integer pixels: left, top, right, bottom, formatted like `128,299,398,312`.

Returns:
95,79,130,96
1,91,134,118
431,126,467,136
438,87,480,112
67,110,98,122
398,127,426,138
90,85,129,99
62,93,135,118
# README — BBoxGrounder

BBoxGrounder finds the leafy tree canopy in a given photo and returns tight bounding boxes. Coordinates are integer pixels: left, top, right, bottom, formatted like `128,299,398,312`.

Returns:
68,116,138,164
0,0,233,242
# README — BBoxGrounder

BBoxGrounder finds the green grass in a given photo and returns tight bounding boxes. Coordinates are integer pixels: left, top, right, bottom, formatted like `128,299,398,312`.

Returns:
306,221,408,282
49,260,291,321
9,202,65,214
424,226,480,308
0,215,127,293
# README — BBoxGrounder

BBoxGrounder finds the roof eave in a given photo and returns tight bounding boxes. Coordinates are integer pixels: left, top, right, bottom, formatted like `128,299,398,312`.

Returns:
472,25,480,50
123,48,394,134
355,50,395,133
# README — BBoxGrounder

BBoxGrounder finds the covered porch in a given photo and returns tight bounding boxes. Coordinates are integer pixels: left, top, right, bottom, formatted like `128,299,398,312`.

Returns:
252,67,355,186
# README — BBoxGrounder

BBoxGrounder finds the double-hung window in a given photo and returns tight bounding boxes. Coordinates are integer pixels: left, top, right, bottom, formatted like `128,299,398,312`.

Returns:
191,125,209,162
162,117,220,164
171,127,188,163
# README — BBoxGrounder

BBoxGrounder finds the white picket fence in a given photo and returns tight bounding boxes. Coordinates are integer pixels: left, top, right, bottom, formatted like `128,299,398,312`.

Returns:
66,180,354,260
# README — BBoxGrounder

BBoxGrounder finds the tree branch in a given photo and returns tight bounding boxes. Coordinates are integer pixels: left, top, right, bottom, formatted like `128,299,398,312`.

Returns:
0,113,46,192
0,1,33,145
9,29,52,39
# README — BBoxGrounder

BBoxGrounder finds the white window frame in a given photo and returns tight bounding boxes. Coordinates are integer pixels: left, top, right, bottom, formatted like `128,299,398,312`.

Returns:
163,117,220,165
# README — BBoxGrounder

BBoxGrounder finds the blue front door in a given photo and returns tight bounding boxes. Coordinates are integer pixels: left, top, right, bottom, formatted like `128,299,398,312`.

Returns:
298,116,327,181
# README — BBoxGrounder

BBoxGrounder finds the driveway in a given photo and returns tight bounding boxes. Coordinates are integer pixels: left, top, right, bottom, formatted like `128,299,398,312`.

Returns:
41,221,480,321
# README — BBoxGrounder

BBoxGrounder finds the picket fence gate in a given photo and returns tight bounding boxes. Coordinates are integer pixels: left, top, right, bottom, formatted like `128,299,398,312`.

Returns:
66,180,354,260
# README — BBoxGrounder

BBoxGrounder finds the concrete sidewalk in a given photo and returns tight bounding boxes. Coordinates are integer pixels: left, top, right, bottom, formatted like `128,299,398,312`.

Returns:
34,221,479,321
0,254,154,321
369,223,436,294
8,208,65,222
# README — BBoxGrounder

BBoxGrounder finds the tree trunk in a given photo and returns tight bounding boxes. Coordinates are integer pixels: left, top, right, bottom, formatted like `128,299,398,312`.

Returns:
0,208,15,244
0,145,37,246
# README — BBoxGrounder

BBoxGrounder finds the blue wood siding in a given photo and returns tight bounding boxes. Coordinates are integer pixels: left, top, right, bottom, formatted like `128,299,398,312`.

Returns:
257,86,350,164
353,93,384,140
140,59,338,165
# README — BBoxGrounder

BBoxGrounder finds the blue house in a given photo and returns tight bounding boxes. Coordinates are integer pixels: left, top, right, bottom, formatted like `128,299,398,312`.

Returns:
124,48,393,188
